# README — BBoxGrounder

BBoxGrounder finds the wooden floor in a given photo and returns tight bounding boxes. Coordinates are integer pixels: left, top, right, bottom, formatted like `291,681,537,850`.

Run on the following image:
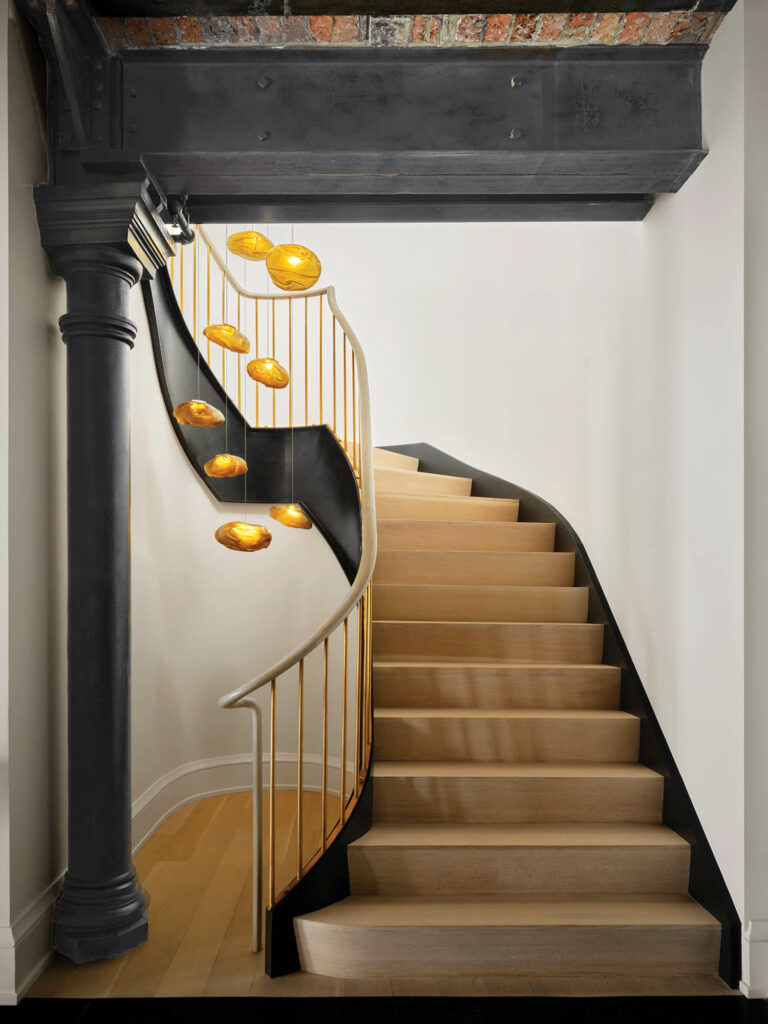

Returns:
29,792,734,1000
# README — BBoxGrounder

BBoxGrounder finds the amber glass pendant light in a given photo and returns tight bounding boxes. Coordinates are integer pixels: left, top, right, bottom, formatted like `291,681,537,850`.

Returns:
269,504,312,530
215,521,272,552
266,243,322,292
227,230,273,261
205,453,248,478
204,323,251,354
247,357,290,390
173,400,225,427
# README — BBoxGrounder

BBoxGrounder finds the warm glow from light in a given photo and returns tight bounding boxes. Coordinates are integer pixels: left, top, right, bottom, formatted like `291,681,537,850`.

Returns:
204,453,248,478
266,244,322,292
203,323,251,354
214,521,272,552
269,504,313,530
227,230,274,261
247,357,290,389
173,400,225,427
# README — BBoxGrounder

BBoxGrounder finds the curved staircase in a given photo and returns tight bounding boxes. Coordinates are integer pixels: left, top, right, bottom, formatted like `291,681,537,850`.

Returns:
294,448,722,981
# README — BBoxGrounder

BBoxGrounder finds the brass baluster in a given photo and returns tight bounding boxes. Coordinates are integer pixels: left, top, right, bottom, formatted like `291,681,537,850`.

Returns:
340,617,349,823
319,297,323,425
206,247,211,364
304,296,309,426
297,658,304,881
269,677,276,907
321,637,329,852
355,600,363,797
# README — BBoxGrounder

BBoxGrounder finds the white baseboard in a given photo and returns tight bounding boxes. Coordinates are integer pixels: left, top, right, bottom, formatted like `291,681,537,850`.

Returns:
742,919,768,999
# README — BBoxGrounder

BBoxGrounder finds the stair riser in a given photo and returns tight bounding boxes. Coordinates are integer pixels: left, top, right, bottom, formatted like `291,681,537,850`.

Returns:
373,777,664,824
377,495,519,522
295,922,720,979
377,520,551,551
373,623,604,664
373,667,621,710
374,552,575,587
375,717,640,763
375,468,472,497
348,846,691,896
373,450,419,472
373,586,589,624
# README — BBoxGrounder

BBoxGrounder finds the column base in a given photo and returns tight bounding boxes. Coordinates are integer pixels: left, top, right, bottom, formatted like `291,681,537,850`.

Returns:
54,870,148,963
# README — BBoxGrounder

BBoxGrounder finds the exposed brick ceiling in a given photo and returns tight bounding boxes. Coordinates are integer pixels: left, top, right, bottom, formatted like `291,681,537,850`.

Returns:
98,10,725,49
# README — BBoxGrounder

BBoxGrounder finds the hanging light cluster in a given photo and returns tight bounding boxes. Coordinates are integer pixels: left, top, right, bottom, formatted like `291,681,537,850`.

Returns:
173,224,319,551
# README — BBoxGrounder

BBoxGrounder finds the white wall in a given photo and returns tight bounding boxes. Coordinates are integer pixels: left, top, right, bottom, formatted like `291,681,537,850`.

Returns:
286,9,746,916
743,0,768,999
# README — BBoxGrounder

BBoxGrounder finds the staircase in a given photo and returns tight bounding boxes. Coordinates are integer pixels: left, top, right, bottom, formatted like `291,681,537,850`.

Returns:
293,448,722,981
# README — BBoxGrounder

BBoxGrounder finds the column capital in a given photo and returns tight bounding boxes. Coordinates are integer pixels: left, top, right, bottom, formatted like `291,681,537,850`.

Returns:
34,178,174,278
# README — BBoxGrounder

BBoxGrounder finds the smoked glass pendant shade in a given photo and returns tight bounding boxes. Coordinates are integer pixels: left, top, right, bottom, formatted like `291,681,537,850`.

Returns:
204,453,248,478
215,521,272,552
173,400,225,427
203,323,251,354
227,230,274,261
266,244,322,292
247,357,290,389
270,504,313,530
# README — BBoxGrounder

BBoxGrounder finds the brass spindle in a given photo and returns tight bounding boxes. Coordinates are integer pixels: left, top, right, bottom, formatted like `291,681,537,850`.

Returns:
179,241,185,319
332,318,337,434
343,336,348,453
254,299,260,428
354,600,363,797
318,297,323,425
304,296,309,426
272,297,276,429
365,582,373,756
352,352,357,475
297,658,304,881
340,617,349,823
269,678,276,907
288,299,293,428
321,637,329,851
206,248,211,364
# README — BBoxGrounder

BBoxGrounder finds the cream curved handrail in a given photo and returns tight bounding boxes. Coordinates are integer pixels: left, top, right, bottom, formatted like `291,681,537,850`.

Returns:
175,226,377,959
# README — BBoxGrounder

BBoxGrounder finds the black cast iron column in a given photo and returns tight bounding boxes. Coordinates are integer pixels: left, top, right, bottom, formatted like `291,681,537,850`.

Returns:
53,245,146,961
35,181,173,962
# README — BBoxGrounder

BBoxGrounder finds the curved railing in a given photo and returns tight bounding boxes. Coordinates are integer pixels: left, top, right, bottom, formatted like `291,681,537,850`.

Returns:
167,227,376,959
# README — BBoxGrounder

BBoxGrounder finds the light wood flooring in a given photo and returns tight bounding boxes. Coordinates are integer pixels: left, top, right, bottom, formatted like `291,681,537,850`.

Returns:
29,792,734,1000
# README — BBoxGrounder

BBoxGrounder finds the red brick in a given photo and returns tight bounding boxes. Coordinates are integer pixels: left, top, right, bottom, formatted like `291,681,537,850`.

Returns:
671,12,709,44
97,18,129,50
537,14,567,41
484,13,511,43
124,17,153,47
309,16,332,42
617,12,650,44
334,16,359,43
510,13,537,41
411,15,427,42
427,16,442,42
255,17,282,44
176,16,204,44
283,16,309,42
229,16,256,42
456,15,484,42
570,14,595,29
589,12,621,44
644,12,679,44
148,18,178,45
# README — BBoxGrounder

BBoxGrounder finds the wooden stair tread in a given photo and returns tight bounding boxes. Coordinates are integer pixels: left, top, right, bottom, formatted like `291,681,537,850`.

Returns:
372,761,661,779
352,823,687,848
296,893,718,928
375,467,473,497
374,708,636,721
373,448,419,472
373,584,590,624
377,520,551,551
373,660,618,673
374,550,575,586
376,494,519,523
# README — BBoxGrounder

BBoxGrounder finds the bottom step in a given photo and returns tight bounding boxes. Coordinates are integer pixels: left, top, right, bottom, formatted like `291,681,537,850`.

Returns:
294,894,720,979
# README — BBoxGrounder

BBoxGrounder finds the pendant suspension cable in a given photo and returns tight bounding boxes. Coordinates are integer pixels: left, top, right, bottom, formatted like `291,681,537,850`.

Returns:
206,247,211,364
194,229,200,398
